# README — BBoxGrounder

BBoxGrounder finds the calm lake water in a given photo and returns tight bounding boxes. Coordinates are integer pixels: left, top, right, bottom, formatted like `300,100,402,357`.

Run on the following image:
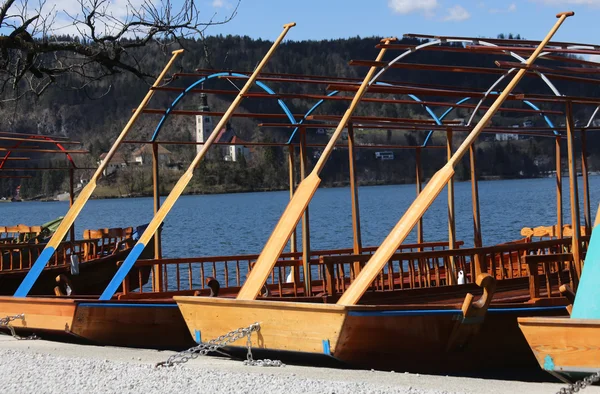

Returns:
1,176,598,258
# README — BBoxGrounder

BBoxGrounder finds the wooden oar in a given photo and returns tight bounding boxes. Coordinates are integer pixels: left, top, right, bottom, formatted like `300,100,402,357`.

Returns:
14,49,185,298
236,37,396,300
337,11,574,306
99,23,296,301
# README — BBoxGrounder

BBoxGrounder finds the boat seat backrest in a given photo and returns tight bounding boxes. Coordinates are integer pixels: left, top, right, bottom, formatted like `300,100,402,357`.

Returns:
0,225,42,243
83,227,134,241
521,224,587,241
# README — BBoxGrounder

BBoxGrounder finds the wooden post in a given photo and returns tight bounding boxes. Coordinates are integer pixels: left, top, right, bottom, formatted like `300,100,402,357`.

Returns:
152,143,163,292
470,144,484,276
415,147,424,250
580,129,591,236
446,129,457,285
68,167,75,242
288,145,297,254
299,127,312,295
287,144,299,284
347,123,363,275
556,136,563,238
566,101,582,279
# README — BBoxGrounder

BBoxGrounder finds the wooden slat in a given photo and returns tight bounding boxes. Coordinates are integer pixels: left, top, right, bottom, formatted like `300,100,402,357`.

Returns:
403,33,598,50
175,297,347,353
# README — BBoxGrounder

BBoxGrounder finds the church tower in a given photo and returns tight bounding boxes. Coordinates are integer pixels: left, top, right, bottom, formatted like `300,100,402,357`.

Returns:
195,92,212,155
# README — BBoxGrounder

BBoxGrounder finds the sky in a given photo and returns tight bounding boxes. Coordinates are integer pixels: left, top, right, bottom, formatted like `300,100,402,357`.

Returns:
2,0,599,46
201,0,599,45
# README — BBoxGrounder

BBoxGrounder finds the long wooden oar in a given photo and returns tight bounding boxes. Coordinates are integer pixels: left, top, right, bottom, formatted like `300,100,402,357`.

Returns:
99,23,296,300
337,11,574,306
236,37,396,300
14,49,185,298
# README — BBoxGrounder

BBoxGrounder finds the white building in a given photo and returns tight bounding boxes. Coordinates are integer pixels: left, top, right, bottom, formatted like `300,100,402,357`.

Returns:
225,136,251,162
98,152,127,176
195,92,212,155
495,133,519,141
131,145,172,166
194,94,249,162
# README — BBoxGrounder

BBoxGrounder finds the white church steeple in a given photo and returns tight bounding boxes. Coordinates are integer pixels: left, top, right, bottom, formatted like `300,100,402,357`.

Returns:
195,92,211,155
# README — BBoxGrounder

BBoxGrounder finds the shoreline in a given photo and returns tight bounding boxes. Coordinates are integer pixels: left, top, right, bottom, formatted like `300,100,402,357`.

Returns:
16,173,587,202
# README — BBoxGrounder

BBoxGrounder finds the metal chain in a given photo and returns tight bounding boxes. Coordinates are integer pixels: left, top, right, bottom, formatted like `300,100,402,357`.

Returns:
557,371,600,394
0,314,38,340
156,322,284,368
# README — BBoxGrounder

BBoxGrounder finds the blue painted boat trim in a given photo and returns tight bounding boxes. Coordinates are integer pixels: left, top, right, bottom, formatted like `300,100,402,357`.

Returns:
348,305,565,317
78,303,177,308
322,339,331,355
195,330,201,344
488,306,566,313
99,243,147,300
349,309,461,317
14,247,56,297
544,355,555,371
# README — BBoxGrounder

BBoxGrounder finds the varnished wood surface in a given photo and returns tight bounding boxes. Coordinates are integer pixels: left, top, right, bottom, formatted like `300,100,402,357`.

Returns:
0,271,568,358
72,302,194,349
175,297,347,353
175,295,567,373
0,296,76,332
519,317,600,372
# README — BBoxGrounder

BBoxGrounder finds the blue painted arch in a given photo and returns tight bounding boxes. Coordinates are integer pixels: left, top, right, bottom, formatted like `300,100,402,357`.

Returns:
286,91,340,144
150,72,298,141
430,97,559,137
150,73,558,152
286,83,448,145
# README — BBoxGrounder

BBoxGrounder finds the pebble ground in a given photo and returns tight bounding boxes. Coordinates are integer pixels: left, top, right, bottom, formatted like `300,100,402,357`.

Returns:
0,336,597,394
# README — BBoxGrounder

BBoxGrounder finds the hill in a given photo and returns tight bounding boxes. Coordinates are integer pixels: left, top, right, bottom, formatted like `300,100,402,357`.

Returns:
1,34,599,199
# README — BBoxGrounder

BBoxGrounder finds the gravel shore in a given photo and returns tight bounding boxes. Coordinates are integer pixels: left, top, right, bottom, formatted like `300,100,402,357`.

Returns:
0,336,597,394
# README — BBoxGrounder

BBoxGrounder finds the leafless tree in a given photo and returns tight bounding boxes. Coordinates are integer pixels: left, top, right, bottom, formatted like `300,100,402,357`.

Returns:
0,0,239,101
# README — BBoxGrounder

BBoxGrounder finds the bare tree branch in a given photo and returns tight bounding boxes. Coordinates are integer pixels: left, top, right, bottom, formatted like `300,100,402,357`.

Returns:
0,0,240,101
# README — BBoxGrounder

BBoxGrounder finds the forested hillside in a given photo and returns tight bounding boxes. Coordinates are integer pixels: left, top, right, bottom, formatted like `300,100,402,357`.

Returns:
1,34,599,199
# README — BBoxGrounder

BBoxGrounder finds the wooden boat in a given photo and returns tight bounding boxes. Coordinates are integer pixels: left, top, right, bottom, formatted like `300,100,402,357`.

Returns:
0,225,154,295
0,241,463,350
0,235,578,370
0,217,63,244
175,294,568,374
167,235,576,374
0,275,569,373
518,214,600,383
173,13,581,376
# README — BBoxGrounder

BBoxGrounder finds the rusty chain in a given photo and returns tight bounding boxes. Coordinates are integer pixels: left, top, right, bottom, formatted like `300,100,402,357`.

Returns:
556,371,600,394
156,322,283,368
0,314,38,340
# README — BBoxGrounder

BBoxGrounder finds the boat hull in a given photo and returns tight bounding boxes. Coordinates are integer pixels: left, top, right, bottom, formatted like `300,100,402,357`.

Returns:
0,297,194,349
175,297,568,374
0,295,568,375
518,317,600,383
